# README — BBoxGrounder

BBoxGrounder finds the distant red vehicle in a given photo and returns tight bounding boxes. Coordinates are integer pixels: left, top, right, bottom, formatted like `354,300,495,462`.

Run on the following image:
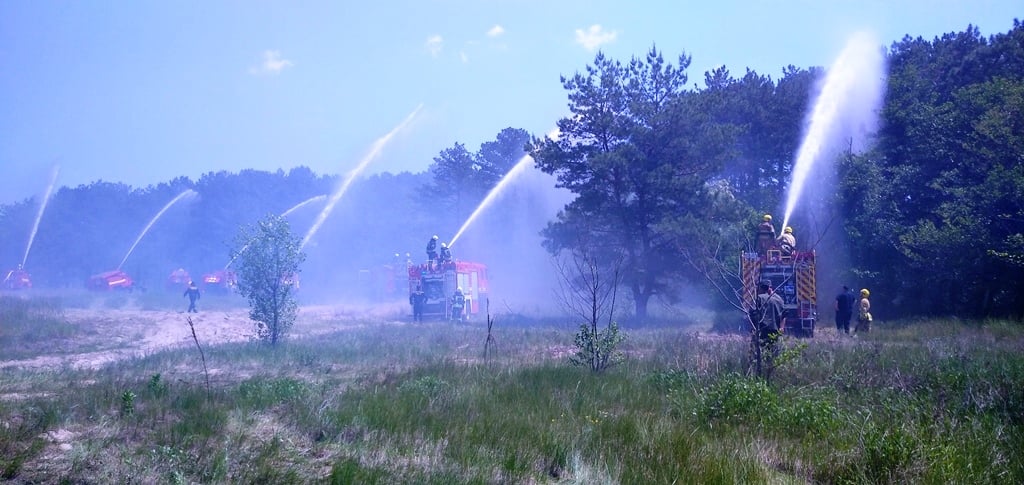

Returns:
201,270,237,292
2,268,32,290
88,270,134,291
167,268,191,289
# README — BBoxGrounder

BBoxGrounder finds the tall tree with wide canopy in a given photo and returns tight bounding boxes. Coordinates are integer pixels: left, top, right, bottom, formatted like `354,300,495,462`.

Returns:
532,47,733,319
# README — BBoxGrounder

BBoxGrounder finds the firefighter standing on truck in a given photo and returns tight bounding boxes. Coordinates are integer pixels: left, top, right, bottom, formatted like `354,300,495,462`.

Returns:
756,214,777,254
750,280,784,379
439,243,452,264
777,226,796,256
426,235,439,263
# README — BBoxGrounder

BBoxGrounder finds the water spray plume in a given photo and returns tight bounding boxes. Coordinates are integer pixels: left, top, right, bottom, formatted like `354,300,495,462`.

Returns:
21,165,59,268
781,31,886,231
301,104,423,249
448,127,561,247
280,194,327,217
225,194,328,269
118,189,197,270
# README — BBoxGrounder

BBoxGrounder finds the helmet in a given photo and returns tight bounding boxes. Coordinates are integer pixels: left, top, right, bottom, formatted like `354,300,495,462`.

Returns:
784,226,793,234
860,289,870,298
432,235,438,240
441,243,447,248
456,287,463,293
763,214,772,222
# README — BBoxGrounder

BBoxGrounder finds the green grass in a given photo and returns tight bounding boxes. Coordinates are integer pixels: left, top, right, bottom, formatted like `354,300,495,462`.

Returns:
1,300,1023,483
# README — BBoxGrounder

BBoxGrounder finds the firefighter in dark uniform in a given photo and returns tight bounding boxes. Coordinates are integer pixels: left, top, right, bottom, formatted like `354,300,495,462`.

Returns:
756,214,777,255
750,280,784,379
439,243,452,264
451,287,466,322
426,235,439,263
183,281,201,313
410,285,426,322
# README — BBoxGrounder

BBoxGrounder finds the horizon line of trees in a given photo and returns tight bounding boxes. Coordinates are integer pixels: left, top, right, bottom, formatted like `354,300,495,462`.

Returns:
2,21,1021,320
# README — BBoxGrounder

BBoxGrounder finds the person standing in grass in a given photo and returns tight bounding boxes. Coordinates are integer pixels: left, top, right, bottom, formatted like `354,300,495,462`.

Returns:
183,281,201,313
835,285,855,335
750,280,784,379
410,285,426,322
855,288,872,333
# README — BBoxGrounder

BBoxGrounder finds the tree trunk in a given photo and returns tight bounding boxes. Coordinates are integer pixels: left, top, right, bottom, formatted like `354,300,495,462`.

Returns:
632,286,650,320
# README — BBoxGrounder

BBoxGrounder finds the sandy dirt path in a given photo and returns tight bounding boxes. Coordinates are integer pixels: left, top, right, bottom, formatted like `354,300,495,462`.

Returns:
1,303,407,370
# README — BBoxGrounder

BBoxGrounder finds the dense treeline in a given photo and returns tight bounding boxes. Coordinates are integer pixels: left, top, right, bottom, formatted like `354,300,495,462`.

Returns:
1,22,1021,319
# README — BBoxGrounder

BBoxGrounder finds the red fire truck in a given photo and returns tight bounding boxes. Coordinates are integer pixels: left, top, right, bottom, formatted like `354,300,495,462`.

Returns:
87,270,134,291
2,267,32,290
408,260,489,320
740,249,818,337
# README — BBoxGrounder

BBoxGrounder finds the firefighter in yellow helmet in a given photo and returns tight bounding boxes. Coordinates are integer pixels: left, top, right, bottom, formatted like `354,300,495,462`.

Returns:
756,214,776,254
777,226,796,256
855,288,872,333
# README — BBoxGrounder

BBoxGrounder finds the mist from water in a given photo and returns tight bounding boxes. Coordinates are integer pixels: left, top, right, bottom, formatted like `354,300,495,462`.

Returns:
302,105,423,249
781,32,886,232
448,128,560,248
225,194,329,270
118,189,197,270
21,165,59,268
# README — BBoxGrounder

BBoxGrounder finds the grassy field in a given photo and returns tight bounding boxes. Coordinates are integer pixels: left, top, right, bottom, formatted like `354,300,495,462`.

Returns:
1,295,1022,484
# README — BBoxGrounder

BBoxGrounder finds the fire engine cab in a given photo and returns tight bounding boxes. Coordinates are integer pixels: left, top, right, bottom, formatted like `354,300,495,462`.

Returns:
408,260,489,320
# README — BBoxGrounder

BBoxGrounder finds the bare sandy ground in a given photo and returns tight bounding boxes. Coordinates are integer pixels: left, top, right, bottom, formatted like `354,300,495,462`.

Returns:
1,302,409,370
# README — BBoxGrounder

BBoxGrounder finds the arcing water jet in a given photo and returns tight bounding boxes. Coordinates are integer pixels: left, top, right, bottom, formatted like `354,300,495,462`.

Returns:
448,128,560,248
781,32,886,231
118,189,197,270
225,194,328,270
280,194,327,217
21,165,59,268
301,104,423,249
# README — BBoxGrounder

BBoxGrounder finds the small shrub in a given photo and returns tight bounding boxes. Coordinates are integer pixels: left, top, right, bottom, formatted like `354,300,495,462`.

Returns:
697,373,777,422
121,390,137,417
570,321,625,373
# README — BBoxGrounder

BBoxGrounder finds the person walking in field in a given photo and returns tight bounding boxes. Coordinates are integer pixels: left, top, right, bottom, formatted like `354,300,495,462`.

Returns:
183,281,201,313
855,288,872,333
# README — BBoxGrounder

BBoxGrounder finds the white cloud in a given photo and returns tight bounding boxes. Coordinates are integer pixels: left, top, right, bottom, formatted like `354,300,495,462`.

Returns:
425,35,443,57
574,24,617,51
486,25,505,37
250,50,294,75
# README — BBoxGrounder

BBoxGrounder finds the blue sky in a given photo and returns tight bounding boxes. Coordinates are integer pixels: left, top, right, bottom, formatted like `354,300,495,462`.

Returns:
1,0,1020,204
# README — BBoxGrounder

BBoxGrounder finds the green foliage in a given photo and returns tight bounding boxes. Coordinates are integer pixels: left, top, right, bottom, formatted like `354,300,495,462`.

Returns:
569,321,625,373
231,214,305,346
120,390,136,417
2,318,1024,482
846,22,1024,318
328,458,387,484
533,46,734,319
0,296,75,360
696,372,777,421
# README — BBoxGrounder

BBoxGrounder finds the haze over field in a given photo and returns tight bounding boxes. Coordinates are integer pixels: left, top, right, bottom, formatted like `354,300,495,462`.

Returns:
1,1,1020,203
